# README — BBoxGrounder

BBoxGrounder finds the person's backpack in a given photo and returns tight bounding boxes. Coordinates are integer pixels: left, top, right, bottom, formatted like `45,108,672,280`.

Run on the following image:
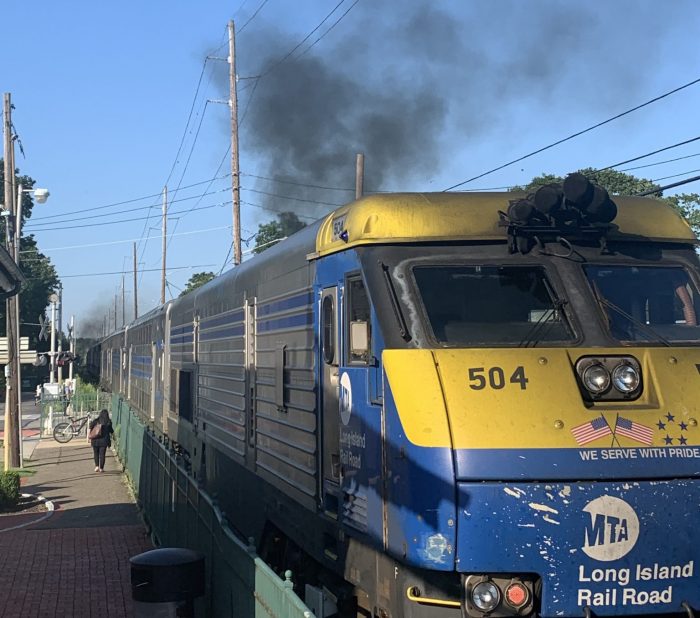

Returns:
88,422,103,440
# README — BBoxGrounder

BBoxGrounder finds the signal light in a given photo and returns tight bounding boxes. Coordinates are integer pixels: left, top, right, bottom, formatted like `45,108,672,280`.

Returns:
504,582,529,609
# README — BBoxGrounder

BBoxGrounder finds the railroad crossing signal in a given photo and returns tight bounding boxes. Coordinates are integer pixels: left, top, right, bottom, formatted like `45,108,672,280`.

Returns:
38,314,49,341
0,337,38,364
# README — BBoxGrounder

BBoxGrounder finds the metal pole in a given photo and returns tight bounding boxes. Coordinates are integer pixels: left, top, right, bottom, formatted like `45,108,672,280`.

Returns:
69,316,75,382
49,298,57,384
161,186,167,304
57,283,63,384
3,92,19,470
133,242,138,319
228,19,241,265
355,153,365,199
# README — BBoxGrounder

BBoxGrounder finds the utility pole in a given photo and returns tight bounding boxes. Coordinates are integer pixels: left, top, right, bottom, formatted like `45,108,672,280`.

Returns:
121,274,125,327
114,295,118,331
355,153,365,199
228,19,242,265
161,186,167,305
3,92,19,469
133,242,138,319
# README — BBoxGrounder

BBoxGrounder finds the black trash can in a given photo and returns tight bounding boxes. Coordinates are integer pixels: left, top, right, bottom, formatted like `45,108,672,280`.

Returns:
130,548,205,617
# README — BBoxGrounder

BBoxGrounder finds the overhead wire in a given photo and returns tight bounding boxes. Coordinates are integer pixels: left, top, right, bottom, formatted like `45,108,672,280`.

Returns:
443,76,700,191
237,0,269,34
597,135,700,171
27,173,231,221
26,188,229,228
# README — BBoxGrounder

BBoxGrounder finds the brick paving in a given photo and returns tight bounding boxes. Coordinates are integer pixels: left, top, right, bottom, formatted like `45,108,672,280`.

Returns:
0,441,152,617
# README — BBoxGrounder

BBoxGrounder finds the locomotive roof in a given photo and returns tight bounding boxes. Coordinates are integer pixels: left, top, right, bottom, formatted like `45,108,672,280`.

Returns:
313,192,696,257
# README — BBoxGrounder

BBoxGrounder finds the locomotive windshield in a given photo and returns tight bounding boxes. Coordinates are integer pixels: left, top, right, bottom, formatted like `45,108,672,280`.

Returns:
585,264,700,343
413,265,574,345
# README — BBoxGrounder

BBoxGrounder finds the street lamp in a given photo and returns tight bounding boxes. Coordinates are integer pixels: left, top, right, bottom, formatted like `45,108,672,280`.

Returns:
5,183,49,468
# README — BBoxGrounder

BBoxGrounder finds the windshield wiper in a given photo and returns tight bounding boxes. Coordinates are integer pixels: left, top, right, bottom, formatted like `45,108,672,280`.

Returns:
519,278,568,348
380,261,412,342
596,296,671,347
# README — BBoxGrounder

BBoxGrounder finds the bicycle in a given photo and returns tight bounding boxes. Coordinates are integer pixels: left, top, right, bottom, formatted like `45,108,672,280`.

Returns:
52,415,90,443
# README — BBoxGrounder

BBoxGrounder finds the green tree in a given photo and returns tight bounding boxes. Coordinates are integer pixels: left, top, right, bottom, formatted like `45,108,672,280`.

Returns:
512,168,700,235
253,212,306,254
0,164,60,387
180,271,216,297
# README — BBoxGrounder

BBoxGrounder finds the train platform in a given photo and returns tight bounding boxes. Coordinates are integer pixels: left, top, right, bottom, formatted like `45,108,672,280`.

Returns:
0,439,152,617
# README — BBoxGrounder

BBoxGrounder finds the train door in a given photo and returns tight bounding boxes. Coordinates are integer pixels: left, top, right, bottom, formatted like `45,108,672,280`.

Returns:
150,341,157,420
320,286,341,512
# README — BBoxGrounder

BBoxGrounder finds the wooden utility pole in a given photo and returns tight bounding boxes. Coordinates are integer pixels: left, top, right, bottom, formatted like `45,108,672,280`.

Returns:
161,186,167,304
133,242,138,319
3,93,19,470
355,153,365,199
228,19,242,265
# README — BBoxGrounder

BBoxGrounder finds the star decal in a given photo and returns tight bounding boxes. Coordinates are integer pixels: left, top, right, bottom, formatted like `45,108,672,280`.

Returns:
664,435,674,445
666,412,675,423
679,421,688,431
679,436,688,445
657,420,666,430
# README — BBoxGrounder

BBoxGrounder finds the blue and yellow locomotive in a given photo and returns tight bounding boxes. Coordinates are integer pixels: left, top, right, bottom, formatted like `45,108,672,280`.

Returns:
96,174,700,617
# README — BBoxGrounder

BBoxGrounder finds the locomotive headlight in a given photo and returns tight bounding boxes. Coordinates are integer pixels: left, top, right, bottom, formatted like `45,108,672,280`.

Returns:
470,581,501,612
612,362,640,393
582,363,610,394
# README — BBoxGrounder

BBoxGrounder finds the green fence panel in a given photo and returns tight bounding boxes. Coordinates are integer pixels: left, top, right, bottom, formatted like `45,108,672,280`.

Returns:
111,398,315,618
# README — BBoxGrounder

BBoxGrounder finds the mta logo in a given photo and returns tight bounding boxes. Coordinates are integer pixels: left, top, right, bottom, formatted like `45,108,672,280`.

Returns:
581,496,639,562
584,513,630,547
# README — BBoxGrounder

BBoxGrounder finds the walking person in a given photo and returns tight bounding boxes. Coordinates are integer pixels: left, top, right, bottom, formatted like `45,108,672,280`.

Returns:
89,409,114,473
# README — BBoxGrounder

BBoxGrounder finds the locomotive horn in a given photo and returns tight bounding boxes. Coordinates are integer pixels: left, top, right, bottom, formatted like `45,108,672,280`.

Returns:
562,173,594,208
508,198,534,224
533,184,563,215
584,185,617,223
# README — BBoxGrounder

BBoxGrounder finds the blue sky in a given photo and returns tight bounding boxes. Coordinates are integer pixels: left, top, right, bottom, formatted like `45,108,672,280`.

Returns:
1,0,700,336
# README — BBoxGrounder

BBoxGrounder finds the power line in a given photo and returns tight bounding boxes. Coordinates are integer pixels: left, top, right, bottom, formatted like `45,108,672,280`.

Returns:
163,58,210,189
297,0,361,59
28,201,232,232
43,264,218,280
243,186,343,206
238,0,269,33
619,151,700,172
241,200,318,221
637,174,700,196
19,225,235,254
651,168,700,182
26,188,229,228
443,76,700,191
598,135,700,171
27,173,231,221
256,1,347,78
243,172,354,192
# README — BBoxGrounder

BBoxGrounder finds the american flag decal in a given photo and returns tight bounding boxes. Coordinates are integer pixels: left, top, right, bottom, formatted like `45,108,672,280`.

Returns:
571,416,612,445
615,416,653,445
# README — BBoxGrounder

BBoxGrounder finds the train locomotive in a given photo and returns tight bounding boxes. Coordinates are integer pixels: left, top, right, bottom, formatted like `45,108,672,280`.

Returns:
95,173,700,618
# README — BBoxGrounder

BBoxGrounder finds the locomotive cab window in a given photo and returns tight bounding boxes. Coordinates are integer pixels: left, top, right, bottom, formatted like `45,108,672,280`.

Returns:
585,264,700,343
413,265,573,345
346,276,371,364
